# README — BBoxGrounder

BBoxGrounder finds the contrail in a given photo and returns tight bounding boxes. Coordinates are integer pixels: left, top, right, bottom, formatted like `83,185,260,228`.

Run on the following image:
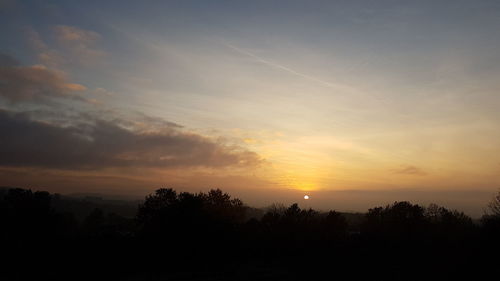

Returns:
224,43,356,93
223,43,421,128
224,43,406,112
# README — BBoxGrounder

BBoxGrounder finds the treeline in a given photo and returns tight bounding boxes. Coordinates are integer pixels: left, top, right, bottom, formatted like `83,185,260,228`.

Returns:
2,187,500,280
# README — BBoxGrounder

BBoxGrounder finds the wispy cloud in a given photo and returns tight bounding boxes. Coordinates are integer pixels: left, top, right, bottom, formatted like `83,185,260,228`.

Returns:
392,165,427,176
25,27,65,68
25,25,105,67
53,25,105,64
0,53,87,103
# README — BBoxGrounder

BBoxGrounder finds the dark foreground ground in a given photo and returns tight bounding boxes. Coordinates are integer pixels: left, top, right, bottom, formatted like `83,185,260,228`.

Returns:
2,187,500,280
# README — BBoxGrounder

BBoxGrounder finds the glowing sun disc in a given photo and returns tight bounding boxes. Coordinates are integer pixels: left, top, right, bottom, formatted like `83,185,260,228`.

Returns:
304,195,310,200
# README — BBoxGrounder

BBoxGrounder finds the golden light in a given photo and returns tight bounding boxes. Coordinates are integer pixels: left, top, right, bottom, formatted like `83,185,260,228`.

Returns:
304,195,310,200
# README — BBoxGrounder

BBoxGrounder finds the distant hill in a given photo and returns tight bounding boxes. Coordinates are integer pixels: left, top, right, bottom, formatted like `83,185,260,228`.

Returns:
0,186,139,221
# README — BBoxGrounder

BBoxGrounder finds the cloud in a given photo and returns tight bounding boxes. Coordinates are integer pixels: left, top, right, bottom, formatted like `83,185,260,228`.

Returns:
92,87,115,96
25,27,65,68
392,165,427,176
0,54,87,103
25,26,105,67
53,25,105,63
54,25,101,42
0,109,262,170
0,53,19,67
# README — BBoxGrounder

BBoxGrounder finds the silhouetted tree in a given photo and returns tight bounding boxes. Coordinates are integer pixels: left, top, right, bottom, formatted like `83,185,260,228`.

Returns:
136,187,247,247
137,188,178,222
201,188,246,223
363,201,426,238
136,188,180,237
323,210,348,238
481,190,500,237
4,186,500,280
487,189,500,216
424,203,474,240
2,189,54,238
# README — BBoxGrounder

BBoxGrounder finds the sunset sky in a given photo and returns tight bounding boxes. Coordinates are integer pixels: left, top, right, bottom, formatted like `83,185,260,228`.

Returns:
1,0,500,216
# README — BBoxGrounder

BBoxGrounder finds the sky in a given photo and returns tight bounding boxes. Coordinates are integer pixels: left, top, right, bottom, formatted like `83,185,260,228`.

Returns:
1,0,500,216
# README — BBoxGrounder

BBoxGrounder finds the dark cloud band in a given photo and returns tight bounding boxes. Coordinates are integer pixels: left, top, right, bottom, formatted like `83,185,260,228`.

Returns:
0,109,261,169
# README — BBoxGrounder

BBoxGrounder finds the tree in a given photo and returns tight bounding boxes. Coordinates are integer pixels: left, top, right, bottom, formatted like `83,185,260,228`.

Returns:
201,189,246,223
323,211,348,238
137,188,178,225
284,203,301,218
362,201,426,237
487,189,500,217
425,203,474,238
481,190,500,236
136,188,180,237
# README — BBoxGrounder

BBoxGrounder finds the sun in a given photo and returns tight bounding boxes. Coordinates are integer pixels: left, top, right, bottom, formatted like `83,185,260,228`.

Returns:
304,195,310,200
